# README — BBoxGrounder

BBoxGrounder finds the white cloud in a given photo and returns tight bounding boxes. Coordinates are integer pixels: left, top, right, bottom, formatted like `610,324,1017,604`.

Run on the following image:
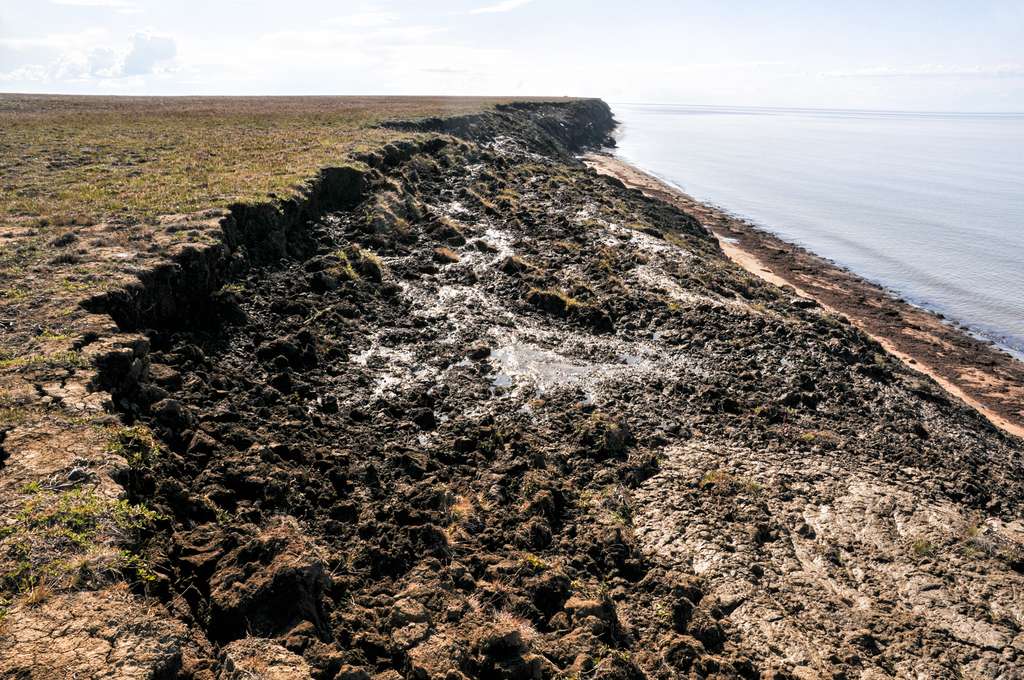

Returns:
470,0,533,15
123,33,176,75
0,64,49,83
49,0,141,14
87,47,121,77
0,31,176,82
825,64,1024,79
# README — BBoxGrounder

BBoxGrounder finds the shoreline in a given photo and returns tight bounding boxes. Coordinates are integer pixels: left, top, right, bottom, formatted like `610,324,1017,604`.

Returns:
585,152,1024,439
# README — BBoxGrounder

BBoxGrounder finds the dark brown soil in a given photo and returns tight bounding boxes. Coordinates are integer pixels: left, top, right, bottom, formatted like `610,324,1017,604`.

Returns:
73,101,1024,679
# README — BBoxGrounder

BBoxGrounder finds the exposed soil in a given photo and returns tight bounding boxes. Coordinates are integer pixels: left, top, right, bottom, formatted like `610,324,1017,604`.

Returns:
583,155,1024,439
3,100,1023,679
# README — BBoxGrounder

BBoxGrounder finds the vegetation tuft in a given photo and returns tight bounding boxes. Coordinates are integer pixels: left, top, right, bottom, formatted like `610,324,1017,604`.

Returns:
0,486,162,617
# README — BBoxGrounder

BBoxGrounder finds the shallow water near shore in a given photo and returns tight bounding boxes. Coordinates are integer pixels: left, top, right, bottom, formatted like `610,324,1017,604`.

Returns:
612,103,1024,359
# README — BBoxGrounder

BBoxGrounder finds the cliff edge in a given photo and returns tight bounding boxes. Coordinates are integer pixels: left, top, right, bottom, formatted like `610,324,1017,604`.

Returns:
1,99,1022,680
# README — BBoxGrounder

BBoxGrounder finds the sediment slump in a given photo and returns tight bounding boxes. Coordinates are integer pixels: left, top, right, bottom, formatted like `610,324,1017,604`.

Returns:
88,99,1024,679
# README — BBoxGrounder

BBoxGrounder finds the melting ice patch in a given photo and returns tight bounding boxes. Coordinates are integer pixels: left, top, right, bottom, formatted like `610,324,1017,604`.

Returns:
483,227,515,261
349,344,432,397
487,341,660,402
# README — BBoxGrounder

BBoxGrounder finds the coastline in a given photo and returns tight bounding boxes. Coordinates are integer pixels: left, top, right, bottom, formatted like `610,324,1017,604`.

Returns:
585,152,1024,439
4,97,1024,678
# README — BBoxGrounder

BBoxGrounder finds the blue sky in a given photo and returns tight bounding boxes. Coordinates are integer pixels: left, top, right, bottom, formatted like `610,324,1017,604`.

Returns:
1,0,1022,110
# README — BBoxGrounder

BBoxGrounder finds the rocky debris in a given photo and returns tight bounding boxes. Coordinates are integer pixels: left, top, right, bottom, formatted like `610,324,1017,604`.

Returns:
51,98,1024,679
220,638,314,680
208,517,330,642
383,99,617,158
634,442,1024,678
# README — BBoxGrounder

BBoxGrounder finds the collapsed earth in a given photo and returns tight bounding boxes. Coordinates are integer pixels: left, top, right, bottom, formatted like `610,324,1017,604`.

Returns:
1,98,1022,679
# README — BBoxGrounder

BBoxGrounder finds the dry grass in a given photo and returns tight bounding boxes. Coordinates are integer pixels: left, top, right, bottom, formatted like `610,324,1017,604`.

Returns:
0,94,566,226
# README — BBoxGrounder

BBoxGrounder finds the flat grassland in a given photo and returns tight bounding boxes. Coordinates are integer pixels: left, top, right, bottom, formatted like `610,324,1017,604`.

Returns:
0,95,542,226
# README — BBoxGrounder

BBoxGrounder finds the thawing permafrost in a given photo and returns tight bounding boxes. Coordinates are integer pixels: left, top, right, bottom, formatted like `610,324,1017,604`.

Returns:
487,341,658,401
482,227,515,261
632,263,756,314
486,135,545,162
634,441,1024,679
482,318,713,404
349,342,429,397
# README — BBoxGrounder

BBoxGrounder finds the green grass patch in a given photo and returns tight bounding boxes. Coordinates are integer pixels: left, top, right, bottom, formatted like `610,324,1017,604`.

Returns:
911,538,936,558
0,350,85,371
0,487,163,610
105,424,162,468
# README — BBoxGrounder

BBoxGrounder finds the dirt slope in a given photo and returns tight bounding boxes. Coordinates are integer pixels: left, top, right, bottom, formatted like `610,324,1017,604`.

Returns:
2,100,1023,679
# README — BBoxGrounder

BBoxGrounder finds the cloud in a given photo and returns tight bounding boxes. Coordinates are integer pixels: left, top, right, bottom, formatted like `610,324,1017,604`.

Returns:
325,11,401,29
87,47,121,77
0,32,176,82
824,64,1024,79
122,33,177,75
49,0,141,13
470,0,533,15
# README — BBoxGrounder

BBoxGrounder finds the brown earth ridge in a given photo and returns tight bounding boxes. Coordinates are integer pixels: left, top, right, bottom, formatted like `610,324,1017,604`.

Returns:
0,99,1022,679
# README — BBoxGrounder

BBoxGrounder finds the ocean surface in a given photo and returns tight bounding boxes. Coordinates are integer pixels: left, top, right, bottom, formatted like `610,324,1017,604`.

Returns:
611,103,1024,359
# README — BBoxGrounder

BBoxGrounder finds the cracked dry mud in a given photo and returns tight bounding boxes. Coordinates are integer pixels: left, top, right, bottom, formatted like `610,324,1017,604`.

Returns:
3,101,1023,679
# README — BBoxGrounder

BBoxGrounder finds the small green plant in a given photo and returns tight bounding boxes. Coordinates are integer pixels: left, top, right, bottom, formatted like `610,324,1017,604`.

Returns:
329,250,359,280
700,469,762,496
20,481,42,495
742,479,764,494
911,538,935,558
1,487,162,603
797,429,842,449
118,550,158,584
700,469,735,491
105,425,162,468
610,505,633,527
0,398,30,428
37,328,72,341
520,553,548,571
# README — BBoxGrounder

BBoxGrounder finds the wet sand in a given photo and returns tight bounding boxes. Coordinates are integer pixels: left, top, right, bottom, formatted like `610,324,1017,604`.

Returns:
585,153,1024,439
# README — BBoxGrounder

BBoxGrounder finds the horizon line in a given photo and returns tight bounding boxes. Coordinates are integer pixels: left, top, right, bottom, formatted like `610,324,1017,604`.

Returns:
1,92,1022,116
610,101,1024,116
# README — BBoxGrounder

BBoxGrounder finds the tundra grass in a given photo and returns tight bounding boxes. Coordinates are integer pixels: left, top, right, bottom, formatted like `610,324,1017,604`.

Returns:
0,95,561,226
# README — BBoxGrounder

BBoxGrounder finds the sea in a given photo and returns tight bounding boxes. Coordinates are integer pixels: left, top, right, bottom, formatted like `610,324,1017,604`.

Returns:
611,103,1024,360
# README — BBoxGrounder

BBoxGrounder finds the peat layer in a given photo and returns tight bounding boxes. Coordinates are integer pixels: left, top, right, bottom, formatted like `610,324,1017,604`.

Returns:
72,100,1024,678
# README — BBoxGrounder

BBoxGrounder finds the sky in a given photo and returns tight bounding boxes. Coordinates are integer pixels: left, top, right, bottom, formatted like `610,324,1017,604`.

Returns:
1,0,1022,111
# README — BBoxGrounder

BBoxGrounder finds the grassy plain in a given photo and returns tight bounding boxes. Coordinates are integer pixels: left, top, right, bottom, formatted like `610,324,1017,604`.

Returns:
0,95,541,226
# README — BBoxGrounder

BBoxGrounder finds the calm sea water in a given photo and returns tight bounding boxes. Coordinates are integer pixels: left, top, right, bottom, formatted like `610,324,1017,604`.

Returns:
611,103,1024,359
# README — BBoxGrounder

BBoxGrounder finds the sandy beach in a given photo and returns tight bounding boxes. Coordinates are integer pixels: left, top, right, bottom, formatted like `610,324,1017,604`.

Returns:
585,152,1024,439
